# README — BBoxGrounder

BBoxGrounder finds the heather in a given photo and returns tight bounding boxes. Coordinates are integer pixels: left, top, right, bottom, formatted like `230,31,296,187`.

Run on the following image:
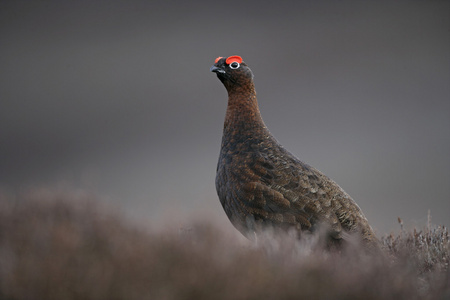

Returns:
0,192,448,300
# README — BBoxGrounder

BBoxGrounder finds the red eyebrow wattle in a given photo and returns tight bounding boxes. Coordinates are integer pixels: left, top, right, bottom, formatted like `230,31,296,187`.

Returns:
225,56,243,65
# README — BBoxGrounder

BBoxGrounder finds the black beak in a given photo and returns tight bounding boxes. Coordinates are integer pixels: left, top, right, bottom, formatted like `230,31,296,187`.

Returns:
210,65,226,74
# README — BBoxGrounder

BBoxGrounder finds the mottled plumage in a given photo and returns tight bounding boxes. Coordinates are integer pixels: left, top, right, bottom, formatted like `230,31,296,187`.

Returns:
211,56,378,249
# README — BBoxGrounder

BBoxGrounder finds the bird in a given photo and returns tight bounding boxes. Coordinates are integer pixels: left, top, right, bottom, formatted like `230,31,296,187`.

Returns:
211,55,379,250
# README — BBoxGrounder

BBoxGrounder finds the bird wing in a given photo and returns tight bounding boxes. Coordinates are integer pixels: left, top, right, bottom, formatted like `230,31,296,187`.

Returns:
228,149,347,240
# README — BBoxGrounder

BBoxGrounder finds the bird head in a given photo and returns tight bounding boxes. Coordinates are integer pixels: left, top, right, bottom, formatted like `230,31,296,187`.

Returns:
210,55,254,91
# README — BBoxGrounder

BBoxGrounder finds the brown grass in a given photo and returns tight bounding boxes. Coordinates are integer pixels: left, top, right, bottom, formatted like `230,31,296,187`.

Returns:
0,191,448,300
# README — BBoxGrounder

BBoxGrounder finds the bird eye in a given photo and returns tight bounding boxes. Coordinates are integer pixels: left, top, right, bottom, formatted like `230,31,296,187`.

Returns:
229,62,240,69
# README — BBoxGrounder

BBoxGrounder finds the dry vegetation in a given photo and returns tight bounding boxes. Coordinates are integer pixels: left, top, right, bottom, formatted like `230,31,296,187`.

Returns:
0,191,448,300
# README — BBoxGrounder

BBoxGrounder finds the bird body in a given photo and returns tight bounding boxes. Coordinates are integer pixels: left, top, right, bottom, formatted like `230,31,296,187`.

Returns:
211,56,378,248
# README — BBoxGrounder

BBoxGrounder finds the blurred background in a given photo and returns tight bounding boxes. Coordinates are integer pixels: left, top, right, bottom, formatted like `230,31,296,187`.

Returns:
1,0,449,234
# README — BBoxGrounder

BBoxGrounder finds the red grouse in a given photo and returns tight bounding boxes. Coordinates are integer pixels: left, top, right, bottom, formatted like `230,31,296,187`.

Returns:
211,55,378,248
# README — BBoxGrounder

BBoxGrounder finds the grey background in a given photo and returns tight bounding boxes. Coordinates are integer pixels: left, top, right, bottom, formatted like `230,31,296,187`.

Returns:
1,0,449,234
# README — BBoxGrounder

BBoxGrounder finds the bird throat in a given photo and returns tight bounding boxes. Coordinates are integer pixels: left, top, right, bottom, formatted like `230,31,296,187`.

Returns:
223,87,268,141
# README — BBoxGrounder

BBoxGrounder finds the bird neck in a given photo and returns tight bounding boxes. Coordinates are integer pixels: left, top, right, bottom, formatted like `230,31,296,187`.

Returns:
223,85,268,138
